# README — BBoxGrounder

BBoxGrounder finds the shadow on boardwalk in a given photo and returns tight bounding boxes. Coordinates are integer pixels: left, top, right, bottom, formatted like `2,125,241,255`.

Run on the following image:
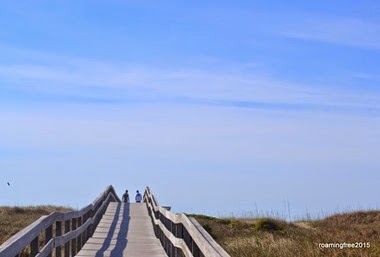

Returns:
95,203,130,257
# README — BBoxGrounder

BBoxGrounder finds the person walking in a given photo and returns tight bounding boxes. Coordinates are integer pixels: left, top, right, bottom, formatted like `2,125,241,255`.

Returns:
122,190,129,203
135,190,142,203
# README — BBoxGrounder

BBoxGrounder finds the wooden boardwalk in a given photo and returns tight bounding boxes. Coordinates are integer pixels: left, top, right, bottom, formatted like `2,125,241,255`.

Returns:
75,202,168,257
0,186,231,257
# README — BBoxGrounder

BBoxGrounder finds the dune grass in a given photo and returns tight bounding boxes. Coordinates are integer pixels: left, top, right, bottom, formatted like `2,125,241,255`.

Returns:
190,211,380,257
1,206,379,257
0,205,73,245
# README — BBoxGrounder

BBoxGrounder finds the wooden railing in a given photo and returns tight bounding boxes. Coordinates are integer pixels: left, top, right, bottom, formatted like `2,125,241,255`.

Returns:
0,185,120,257
144,187,231,257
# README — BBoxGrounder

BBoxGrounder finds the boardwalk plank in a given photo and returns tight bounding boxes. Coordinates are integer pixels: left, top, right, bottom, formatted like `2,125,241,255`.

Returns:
75,202,167,257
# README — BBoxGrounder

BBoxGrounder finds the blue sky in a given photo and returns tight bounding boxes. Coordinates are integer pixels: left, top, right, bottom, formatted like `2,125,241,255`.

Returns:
0,0,379,220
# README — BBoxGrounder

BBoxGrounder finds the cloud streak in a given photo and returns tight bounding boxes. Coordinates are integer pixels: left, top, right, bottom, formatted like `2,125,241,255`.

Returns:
282,17,380,50
0,46,379,116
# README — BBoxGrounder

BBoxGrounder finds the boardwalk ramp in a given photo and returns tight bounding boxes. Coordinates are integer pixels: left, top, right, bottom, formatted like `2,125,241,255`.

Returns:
0,185,230,257
75,202,167,257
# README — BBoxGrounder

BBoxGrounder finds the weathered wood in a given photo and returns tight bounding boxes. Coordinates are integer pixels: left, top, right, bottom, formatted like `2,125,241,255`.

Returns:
45,224,53,257
64,220,70,257
76,217,82,251
36,238,54,257
0,186,121,257
71,218,77,256
144,187,231,257
82,214,88,244
56,221,62,257
75,202,168,257
0,185,230,257
35,217,100,257
30,236,39,257
146,206,192,257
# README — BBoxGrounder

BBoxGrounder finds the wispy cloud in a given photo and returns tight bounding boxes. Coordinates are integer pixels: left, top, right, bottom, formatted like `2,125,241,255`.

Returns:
282,17,380,50
0,46,379,115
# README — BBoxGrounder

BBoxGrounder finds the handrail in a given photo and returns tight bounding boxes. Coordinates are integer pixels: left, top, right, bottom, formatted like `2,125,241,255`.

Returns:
144,187,231,257
0,185,121,257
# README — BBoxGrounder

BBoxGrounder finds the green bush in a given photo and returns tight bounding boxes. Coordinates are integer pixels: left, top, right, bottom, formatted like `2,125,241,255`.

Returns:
255,218,281,232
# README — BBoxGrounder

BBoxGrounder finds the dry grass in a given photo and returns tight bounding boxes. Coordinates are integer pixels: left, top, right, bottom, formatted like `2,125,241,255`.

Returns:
1,206,379,257
190,211,380,257
0,205,73,245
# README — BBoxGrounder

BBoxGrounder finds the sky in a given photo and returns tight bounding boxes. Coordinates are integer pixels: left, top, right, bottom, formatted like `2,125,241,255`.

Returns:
0,0,379,220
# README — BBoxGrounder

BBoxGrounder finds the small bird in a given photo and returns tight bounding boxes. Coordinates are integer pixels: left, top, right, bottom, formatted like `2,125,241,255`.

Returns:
7,182,10,186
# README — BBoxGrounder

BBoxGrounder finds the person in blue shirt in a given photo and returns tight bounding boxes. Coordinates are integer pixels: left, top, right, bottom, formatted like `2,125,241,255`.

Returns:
135,190,142,203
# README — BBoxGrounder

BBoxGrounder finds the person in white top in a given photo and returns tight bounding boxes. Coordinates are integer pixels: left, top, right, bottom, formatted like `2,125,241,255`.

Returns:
135,190,142,203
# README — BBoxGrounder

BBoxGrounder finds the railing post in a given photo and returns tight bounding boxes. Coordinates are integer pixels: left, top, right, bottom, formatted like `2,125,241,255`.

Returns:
82,213,88,244
71,218,77,256
30,235,39,257
45,224,53,257
77,216,82,251
176,223,183,238
86,212,90,238
89,209,95,237
56,221,62,257
64,220,70,257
